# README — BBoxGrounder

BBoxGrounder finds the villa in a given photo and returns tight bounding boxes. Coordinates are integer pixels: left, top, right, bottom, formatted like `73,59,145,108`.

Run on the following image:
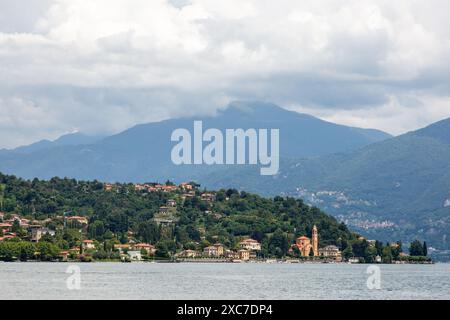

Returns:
238,249,250,261
179,249,199,258
318,245,342,262
133,243,155,255
66,216,89,225
82,240,95,250
203,243,224,257
239,239,261,251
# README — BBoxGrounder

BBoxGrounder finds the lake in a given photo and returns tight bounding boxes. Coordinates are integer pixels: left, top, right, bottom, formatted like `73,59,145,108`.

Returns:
0,262,449,300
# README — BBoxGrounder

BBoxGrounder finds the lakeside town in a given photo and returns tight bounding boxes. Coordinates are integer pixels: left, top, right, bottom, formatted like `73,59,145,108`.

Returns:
0,176,431,264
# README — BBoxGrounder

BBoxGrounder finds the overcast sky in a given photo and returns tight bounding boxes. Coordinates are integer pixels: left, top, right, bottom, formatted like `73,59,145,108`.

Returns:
1,0,450,148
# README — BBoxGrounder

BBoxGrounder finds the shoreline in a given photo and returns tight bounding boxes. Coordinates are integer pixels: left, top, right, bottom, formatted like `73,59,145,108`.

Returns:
0,259,436,265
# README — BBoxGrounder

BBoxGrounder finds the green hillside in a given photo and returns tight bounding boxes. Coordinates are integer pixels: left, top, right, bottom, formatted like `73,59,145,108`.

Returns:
199,119,450,251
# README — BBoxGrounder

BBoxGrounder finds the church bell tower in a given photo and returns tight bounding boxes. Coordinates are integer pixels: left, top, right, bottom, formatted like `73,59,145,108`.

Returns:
312,225,318,256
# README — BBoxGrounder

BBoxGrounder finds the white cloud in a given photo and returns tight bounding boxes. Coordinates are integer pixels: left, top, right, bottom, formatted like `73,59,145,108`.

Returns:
0,0,449,147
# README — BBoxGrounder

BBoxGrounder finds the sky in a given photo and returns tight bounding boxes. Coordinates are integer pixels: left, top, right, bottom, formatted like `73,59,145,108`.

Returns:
1,0,450,148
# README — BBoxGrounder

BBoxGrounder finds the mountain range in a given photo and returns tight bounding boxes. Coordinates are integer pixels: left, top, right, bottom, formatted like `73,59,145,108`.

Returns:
0,101,390,182
199,118,450,253
1,101,449,253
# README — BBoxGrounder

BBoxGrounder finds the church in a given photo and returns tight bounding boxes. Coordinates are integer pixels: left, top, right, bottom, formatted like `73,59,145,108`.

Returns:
289,225,319,257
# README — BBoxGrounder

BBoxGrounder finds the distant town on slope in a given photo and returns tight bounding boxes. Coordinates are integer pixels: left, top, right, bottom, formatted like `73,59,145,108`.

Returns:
0,173,430,264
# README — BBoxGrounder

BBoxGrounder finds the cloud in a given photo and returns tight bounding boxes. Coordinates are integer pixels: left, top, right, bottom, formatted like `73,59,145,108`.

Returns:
0,0,449,148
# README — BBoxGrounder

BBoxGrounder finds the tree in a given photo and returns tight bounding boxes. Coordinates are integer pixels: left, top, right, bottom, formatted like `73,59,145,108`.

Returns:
375,240,384,256
11,219,21,233
422,242,428,256
382,246,393,263
36,242,60,261
0,183,5,211
156,240,177,258
268,229,289,258
391,241,402,260
137,221,160,243
364,245,378,263
352,239,368,258
342,245,353,260
409,240,424,256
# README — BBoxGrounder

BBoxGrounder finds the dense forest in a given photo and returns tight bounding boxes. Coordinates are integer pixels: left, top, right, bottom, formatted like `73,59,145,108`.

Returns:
0,172,429,263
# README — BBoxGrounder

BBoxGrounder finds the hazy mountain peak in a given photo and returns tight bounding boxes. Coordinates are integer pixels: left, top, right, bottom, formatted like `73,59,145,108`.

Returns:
412,117,450,145
6,132,104,154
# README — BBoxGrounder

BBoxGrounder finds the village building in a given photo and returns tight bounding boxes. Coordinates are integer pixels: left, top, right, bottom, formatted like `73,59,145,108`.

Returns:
134,184,147,191
167,199,177,207
66,216,89,225
104,183,114,191
238,249,250,261
318,245,342,261
127,251,142,261
114,244,130,253
203,243,224,257
289,225,319,257
133,243,155,255
59,251,70,262
0,234,16,241
69,247,81,254
348,257,360,263
181,192,196,201
201,193,216,203
159,206,169,214
19,218,30,228
239,239,261,251
153,218,174,227
224,250,239,259
30,225,43,242
82,240,95,250
0,222,12,233
179,249,199,258
180,183,193,190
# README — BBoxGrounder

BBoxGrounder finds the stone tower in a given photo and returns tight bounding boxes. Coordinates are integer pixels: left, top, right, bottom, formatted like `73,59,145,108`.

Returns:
312,225,318,256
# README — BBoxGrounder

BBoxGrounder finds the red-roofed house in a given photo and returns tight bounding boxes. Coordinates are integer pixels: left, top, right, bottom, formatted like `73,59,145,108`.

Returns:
133,243,155,255
82,240,95,250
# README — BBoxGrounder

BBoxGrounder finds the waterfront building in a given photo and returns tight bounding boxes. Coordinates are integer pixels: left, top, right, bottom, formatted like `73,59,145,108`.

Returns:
238,249,250,261
127,251,142,261
133,243,155,255
114,244,130,253
239,239,262,251
203,243,224,257
318,245,342,261
179,249,199,258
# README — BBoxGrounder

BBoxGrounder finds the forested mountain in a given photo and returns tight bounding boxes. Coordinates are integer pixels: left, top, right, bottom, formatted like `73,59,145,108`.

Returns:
198,118,450,252
0,172,359,260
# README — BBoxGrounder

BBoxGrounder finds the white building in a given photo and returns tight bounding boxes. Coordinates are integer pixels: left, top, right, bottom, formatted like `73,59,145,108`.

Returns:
127,251,142,261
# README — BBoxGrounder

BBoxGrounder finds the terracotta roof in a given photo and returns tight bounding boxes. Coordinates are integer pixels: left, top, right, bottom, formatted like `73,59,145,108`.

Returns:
114,244,130,249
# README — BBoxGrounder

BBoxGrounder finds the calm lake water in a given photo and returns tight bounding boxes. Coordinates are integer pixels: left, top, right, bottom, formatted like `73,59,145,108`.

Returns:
0,262,449,300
